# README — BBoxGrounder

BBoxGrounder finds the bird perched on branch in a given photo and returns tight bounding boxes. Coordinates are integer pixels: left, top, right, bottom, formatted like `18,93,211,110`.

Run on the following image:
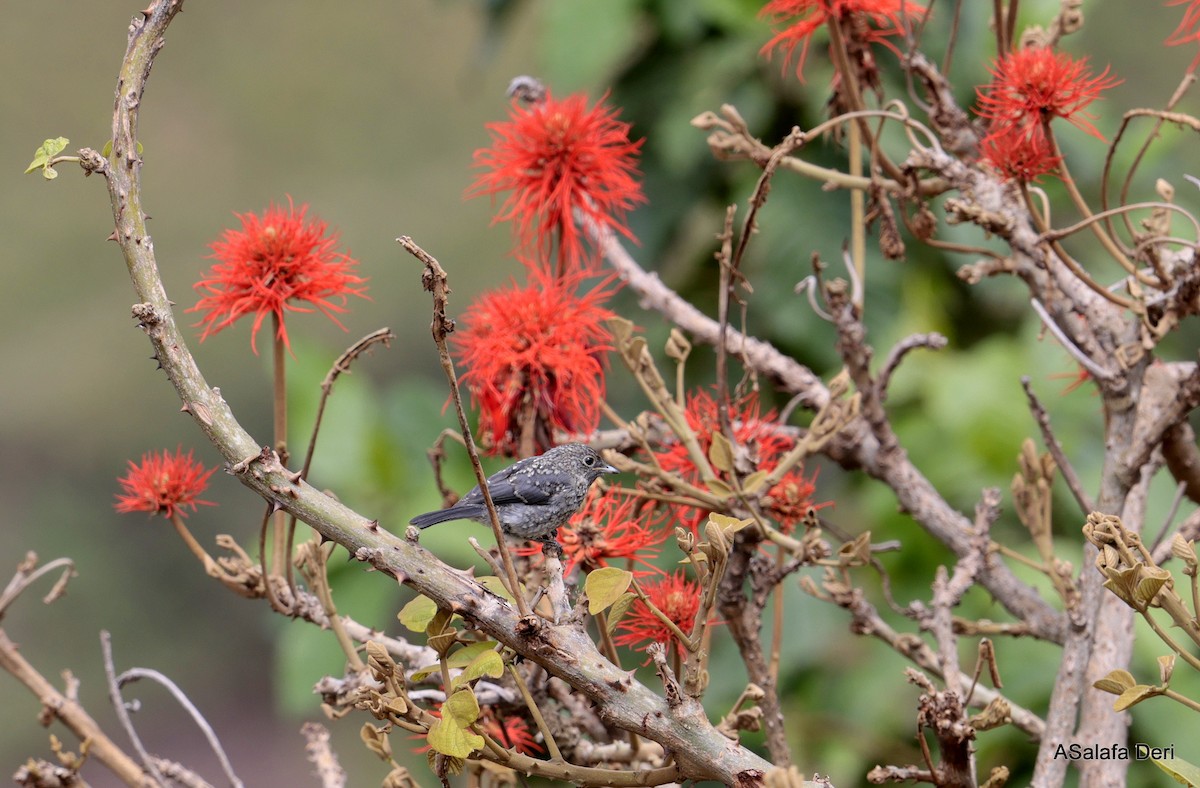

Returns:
410,443,618,547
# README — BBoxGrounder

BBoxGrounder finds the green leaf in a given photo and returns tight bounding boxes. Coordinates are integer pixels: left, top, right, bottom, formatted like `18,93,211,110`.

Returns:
398,595,437,633
605,591,637,633
100,139,143,158
426,689,484,758
452,650,504,689
706,478,732,497
1093,668,1136,695
428,629,458,657
586,566,634,615
1113,684,1157,711
446,640,499,668
1135,566,1171,608
1152,756,1200,786
409,663,440,683
742,471,769,493
708,432,734,473
25,137,69,175
708,512,752,537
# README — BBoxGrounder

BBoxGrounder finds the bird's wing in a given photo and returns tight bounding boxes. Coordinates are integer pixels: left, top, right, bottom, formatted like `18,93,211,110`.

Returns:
483,473,555,506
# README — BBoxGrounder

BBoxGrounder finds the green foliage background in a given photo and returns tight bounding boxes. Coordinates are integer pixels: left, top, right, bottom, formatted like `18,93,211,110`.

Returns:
4,1,1200,785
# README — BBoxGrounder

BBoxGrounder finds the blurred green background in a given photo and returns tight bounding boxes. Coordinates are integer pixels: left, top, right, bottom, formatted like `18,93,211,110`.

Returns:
4,1,1200,786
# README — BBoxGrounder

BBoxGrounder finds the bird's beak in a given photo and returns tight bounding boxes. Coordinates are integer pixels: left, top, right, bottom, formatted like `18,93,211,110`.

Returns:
602,462,619,475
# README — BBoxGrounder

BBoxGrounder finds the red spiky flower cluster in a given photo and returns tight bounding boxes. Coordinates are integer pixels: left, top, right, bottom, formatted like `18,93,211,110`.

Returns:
655,389,822,533
759,0,925,82
553,488,667,577
455,270,614,455
614,571,702,656
114,447,216,520
481,712,543,756
468,90,645,274
975,47,1119,181
191,199,367,353
978,122,1061,183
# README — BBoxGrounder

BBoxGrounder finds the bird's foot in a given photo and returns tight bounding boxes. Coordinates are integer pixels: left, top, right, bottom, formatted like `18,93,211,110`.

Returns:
536,531,564,559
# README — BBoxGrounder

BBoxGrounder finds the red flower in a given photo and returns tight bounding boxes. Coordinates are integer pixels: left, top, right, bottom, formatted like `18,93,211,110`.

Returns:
467,90,645,274
1167,1,1200,70
481,712,543,756
455,270,614,455
614,572,702,655
115,447,216,520
975,47,1119,142
553,488,667,576
655,389,823,533
191,199,367,354
979,120,1061,182
759,0,925,82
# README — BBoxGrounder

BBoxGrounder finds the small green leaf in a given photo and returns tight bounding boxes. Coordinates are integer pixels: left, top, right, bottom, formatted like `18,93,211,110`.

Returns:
452,650,504,689
398,595,437,633
25,137,69,175
426,689,484,757
742,471,769,493
1135,566,1171,607
427,607,453,636
446,640,499,668
1159,654,1177,685
409,663,440,683
1113,684,1157,711
1093,669,1136,696
100,139,143,158
428,630,459,656
605,591,637,633
708,432,734,473
708,512,752,536
1151,756,1200,786
586,566,634,615
706,478,732,497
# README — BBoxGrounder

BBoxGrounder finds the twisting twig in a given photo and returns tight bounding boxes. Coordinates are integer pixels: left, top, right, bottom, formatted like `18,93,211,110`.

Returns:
285,328,395,601
100,631,169,787
399,236,530,618
1028,299,1116,382
297,540,366,672
1103,74,1199,244
876,332,948,402
0,553,75,620
115,663,246,788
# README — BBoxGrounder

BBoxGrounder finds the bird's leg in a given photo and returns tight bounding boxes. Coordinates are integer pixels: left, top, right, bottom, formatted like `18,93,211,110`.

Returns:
536,529,564,558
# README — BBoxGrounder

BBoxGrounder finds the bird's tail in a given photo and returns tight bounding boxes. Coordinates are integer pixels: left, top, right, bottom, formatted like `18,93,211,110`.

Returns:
409,506,480,528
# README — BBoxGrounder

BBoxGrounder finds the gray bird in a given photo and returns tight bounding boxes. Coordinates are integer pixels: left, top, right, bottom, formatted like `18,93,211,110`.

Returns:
410,444,618,546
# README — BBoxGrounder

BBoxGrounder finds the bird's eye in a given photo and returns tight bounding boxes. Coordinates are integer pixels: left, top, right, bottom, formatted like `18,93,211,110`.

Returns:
583,454,596,467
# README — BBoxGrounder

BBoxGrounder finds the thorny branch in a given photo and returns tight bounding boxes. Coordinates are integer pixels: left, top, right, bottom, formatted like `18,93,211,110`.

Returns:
67,5,778,785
